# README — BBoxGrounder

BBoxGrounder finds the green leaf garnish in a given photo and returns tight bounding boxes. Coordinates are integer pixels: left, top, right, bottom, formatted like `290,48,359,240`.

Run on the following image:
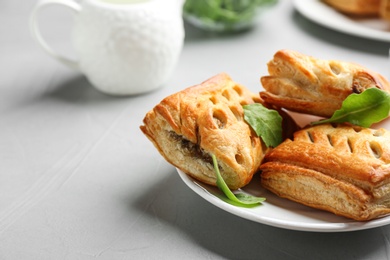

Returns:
243,103,283,148
212,154,265,207
312,88,390,127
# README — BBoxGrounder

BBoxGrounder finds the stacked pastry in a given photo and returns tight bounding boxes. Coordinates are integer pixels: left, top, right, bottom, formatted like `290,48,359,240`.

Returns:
260,50,390,221
141,49,390,221
260,49,390,117
260,124,390,221
322,0,390,20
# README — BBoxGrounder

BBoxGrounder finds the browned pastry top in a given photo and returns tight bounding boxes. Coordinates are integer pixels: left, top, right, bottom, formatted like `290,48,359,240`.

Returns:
260,123,390,220
141,73,268,189
260,49,390,117
266,124,390,185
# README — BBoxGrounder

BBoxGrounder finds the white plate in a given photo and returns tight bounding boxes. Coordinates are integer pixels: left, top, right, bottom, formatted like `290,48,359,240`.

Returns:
293,0,390,42
177,114,390,232
177,169,390,232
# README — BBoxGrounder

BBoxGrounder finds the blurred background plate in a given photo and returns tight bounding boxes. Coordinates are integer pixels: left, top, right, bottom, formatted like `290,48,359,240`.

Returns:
294,0,390,42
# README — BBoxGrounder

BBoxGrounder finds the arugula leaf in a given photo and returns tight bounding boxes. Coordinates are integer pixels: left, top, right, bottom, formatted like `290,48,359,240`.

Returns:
212,154,265,207
243,103,283,148
312,88,390,127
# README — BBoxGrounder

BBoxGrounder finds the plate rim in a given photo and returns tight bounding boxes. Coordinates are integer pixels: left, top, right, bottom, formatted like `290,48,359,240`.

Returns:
293,0,390,42
177,168,390,232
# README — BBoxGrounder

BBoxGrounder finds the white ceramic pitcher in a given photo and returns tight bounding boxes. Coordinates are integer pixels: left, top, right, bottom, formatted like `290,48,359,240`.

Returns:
30,0,185,95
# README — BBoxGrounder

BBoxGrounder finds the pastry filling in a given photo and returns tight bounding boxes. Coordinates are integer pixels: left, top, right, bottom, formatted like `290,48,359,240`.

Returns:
168,131,213,164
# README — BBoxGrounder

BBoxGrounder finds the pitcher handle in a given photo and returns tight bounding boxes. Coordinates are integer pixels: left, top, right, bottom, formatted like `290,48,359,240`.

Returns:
30,0,81,70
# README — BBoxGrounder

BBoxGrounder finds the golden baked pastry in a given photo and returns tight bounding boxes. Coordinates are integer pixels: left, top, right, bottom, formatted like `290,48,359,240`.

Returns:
380,0,390,20
141,73,269,190
260,123,390,221
260,50,390,117
322,0,380,16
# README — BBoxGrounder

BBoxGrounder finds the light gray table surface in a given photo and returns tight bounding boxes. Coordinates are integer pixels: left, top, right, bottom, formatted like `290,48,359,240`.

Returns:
3,0,390,259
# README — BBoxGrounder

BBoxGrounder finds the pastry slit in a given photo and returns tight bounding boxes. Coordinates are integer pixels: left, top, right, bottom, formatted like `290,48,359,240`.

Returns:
307,131,315,143
369,142,382,159
347,138,353,153
327,134,333,146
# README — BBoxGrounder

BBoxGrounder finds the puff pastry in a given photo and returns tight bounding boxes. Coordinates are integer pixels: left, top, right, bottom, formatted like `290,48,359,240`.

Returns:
322,0,380,16
380,0,390,20
260,123,390,221
260,50,390,117
141,73,270,189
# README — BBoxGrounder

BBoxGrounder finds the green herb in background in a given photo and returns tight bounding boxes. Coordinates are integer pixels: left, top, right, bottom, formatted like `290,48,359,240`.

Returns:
243,103,283,148
183,0,278,30
311,88,390,127
212,154,265,207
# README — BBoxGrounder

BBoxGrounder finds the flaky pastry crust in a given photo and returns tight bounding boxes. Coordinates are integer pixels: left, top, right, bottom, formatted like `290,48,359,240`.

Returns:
260,50,390,117
141,73,269,190
260,123,390,221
